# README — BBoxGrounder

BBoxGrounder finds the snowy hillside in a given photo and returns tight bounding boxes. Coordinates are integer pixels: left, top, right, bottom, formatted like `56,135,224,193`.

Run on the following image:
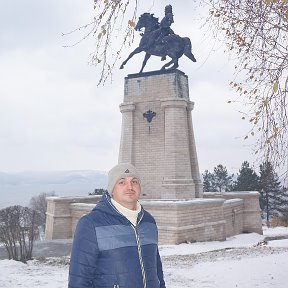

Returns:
0,227,288,288
0,170,107,209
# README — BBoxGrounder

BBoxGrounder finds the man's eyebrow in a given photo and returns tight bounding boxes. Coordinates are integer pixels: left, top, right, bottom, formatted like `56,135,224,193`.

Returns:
117,177,139,181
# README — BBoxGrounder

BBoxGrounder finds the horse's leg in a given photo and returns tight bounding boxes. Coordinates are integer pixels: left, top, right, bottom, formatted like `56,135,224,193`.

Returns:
170,60,179,69
139,53,151,73
161,59,174,70
120,47,143,69
161,56,180,70
168,57,179,70
161,57,179,70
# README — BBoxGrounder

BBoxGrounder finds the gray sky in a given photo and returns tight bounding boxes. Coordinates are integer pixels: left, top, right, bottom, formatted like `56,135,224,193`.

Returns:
0,0,257,174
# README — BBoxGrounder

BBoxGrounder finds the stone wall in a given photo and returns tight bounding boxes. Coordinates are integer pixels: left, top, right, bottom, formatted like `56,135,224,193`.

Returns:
45,196,101,240
204,191,263,235
142,199,226,244
223,199,244,238
45,192,262,244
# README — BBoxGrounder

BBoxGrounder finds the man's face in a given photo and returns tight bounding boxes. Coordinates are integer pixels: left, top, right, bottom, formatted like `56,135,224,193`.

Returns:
167,14,174,24
112,176,141,210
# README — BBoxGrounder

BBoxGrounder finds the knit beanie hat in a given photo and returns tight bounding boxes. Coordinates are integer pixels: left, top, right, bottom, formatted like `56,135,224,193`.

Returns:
107,163,141,195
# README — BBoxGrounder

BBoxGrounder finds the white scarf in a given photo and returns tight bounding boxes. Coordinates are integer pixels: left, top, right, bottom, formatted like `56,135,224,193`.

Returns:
111,198,141,226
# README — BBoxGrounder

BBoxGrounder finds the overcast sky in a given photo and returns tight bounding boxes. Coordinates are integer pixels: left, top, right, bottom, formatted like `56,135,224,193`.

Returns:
0,0,257,174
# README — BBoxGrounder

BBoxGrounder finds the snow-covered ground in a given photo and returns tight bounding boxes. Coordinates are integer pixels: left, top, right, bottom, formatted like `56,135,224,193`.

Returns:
1,226,288,288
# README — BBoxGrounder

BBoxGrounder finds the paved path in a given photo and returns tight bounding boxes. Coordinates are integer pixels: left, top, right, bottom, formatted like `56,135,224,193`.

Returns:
0,239,72,260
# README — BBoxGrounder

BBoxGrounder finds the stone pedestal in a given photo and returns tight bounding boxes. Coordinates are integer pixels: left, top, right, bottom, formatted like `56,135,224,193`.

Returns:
118,70,203,199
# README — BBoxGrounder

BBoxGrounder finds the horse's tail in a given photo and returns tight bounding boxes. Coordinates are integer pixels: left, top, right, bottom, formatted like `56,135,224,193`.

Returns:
183,37,196,62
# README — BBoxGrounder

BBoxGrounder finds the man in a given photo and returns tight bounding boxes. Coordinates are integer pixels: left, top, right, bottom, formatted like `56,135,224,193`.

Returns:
156,4,175,44
68,163,166,288
140,4,174,52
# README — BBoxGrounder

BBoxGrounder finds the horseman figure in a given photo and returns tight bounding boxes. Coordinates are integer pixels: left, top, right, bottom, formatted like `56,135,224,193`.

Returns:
155,5,174,45
120,5,196,73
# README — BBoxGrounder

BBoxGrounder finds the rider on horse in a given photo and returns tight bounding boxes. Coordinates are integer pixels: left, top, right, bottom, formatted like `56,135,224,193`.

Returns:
155,5,175,44
142,5,175,50
120,5,196,73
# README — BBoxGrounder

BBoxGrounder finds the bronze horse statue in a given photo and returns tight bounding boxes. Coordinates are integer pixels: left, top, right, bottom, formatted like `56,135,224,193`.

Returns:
120,12,196,73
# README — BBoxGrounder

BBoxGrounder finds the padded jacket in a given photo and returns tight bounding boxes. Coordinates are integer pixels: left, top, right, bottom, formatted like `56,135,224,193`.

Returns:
68,193,166,288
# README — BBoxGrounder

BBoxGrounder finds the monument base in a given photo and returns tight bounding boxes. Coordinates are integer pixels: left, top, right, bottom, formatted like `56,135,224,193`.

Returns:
119,69,203,200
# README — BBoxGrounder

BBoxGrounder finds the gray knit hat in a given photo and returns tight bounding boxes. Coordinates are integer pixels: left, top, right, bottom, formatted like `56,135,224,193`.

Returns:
107,163,141,195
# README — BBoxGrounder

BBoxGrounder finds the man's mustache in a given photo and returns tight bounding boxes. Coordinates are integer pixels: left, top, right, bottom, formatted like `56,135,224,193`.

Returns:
125,189,136,193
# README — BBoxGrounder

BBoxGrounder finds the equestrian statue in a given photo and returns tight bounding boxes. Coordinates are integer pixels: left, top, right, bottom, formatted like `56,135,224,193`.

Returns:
120,5,196,73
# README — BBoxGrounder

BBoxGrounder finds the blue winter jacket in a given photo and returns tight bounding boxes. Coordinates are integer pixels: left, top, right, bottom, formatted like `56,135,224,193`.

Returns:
68,193,166,288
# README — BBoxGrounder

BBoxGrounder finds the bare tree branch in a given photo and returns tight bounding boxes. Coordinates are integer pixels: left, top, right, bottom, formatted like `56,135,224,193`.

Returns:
64,0,139,85
207,0,288,175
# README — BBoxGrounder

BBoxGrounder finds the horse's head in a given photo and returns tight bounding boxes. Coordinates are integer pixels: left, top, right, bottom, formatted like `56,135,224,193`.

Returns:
135,13,159,33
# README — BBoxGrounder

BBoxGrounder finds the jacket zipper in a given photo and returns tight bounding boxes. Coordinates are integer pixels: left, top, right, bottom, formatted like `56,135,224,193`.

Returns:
106,194,146,288
132,225,147,288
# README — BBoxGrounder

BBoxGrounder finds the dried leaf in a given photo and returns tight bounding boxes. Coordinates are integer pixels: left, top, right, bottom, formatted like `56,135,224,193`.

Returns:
128,20,135,27
285,10,288,21
273,81,279,93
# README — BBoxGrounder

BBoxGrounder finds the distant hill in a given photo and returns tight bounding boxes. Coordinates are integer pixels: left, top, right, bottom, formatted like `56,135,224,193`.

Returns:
0,170,107,209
